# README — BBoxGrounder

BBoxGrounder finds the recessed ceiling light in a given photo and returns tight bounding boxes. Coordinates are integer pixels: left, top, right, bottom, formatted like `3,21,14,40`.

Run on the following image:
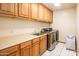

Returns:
53,3,61,6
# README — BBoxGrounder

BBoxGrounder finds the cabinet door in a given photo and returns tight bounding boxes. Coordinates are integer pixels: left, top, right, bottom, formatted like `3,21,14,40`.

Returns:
19,3,30,18
38,4,44,21
0,45,20,56
31,3,39,20
0,3,17,16
44,7,53,23
40,35,47,55
21,46,32,56
44,7,49,22
32,42,39,56
32,38,39,56
47,10,53,23
20,40,32,56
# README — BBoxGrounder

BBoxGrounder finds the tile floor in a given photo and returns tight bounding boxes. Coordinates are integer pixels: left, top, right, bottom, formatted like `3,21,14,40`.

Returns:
42,43,76,56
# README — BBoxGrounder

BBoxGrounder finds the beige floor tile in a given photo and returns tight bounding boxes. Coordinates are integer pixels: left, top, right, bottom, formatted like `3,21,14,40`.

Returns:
42,43,76,56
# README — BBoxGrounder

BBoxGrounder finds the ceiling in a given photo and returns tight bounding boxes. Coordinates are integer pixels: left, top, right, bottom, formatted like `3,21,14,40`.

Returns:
43,3,76,11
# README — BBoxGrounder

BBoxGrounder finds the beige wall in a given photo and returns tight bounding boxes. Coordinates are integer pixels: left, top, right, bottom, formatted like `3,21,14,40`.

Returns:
76,4,79,54
51,7,76,42
0,16,50,37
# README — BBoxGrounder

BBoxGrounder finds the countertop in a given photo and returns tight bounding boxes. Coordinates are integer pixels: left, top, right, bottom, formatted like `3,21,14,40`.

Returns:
0,32,50,50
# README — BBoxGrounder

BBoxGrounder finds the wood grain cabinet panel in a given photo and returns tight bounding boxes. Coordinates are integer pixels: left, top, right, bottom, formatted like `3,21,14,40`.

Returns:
32,42,39,56
47,10,53,23
44,7,49,22
31,3,39,20
0,45,20,56
39,4,53,23
20,40,32,56
38,4,44,21
0,3,17,16
32,38,39,56
18,3,30,18
21,46,32,56
44,6,53,23
39,35,47,55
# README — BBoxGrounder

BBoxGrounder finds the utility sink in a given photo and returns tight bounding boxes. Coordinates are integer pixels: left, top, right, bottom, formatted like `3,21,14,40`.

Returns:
33,31,48,36
33,33,42,36
33,32,46,36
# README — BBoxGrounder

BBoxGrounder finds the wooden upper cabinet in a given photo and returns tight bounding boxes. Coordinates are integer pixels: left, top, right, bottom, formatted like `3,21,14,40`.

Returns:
44,7,49,22
38,4,53,23
0,3,53,23
0,3,17,16
38,4,44,21
44,7,53,23
47,10,53,23
18,3,30,18
31,3,39,20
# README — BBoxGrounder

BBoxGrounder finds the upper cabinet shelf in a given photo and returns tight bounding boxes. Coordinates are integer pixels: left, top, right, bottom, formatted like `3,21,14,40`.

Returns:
0,3,53,23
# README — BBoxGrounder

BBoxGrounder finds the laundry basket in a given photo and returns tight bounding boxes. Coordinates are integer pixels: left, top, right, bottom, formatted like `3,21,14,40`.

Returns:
66,35,76,51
